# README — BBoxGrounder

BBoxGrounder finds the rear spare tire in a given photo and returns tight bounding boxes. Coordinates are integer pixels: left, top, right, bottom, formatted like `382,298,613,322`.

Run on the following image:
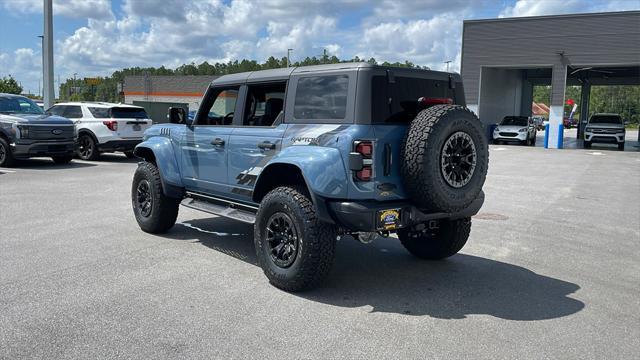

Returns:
401,105,488,212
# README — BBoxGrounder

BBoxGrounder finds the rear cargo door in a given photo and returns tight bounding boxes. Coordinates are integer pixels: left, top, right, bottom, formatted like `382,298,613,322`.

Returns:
368,71,458,201
110,107,152,139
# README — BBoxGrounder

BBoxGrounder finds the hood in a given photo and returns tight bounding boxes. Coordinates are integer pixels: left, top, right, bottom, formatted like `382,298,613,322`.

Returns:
586,123,624,130
495,125,527,131
0,113,73,125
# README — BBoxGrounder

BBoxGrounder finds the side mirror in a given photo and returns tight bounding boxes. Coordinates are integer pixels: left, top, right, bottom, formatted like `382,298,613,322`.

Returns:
168,107,188,125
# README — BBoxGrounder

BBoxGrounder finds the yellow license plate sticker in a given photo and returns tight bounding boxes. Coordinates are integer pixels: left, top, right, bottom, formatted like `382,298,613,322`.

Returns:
379,209,401,230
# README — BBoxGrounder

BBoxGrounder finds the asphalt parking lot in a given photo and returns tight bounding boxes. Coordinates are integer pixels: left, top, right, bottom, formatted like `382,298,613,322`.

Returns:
1,142,639,359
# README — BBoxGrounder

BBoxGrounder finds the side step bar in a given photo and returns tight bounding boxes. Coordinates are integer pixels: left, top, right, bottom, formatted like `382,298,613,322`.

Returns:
181,193,257,224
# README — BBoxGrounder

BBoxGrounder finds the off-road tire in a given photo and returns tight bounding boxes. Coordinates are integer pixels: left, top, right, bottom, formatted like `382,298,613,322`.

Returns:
398,217,471,260
131,161,180,233
52,155,73,164
0,137,16,167
402,105,488,212
124,151,136,159
254,186,337,292
618,142,625,151
78,133,100,161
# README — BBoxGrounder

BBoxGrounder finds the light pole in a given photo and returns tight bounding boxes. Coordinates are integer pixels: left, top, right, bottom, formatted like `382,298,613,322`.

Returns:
287,48,293,68
43,0,54,108
37,35,43,97
444,60,452,72
73,73,78,98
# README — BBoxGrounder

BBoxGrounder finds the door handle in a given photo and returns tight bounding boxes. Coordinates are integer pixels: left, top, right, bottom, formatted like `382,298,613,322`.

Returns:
211,138,225,146
257,141,276,150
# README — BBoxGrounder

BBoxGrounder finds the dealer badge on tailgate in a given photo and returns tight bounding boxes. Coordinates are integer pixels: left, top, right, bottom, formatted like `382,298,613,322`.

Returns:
378,209,401,230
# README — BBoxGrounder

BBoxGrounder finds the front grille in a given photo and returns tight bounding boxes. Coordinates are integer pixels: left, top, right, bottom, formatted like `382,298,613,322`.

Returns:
499,132,518,137
591,129,619,134
25,125,75,140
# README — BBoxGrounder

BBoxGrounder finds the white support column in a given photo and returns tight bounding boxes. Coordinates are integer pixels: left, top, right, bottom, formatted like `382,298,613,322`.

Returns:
546,64,567,149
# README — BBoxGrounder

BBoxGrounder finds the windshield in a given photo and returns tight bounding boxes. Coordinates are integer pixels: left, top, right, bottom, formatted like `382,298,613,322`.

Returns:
0,96,45,115
501,116,528,126
590,115,621,124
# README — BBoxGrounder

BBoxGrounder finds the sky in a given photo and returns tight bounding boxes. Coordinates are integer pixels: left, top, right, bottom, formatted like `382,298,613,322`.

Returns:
0,0,638,95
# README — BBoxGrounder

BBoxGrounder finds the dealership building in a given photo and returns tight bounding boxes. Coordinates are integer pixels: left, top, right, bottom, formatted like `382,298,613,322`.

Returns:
461,11,640,148
124,75,218,121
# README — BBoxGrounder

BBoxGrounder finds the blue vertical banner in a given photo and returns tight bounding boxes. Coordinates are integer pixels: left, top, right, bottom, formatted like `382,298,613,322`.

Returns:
557,124,564,149
544,124,549,148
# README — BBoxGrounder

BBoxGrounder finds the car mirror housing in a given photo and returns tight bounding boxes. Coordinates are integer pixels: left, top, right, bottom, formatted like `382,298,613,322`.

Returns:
168,107,189,125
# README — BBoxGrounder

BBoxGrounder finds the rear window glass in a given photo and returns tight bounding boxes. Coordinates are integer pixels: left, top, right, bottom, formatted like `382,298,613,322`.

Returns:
590,115,621,124
111,107,148,119
88,107,110,118
294,75,348,120
371,75,458,123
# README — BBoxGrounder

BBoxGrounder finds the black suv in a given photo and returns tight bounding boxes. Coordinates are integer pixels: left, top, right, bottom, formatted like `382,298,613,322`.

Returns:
0,93,76,166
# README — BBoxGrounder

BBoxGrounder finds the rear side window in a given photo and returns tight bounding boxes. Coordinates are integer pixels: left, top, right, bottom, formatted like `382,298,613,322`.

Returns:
371,76,458,123
111,107,148,119
294,75,348,120
63,105,83,118
88,107,110,118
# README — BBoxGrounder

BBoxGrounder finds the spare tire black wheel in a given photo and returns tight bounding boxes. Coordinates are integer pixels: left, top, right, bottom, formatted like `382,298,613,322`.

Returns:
401,105,488,213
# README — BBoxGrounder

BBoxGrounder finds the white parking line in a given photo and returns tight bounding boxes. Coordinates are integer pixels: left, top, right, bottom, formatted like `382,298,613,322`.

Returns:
0,169,16,173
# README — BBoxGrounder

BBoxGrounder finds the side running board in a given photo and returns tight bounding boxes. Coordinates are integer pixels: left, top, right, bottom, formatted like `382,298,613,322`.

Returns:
181,195,257,224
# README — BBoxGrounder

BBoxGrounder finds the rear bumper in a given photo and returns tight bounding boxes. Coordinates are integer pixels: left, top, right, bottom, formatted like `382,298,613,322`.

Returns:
98,139,142,152
12,140,76,158
327,191,485,232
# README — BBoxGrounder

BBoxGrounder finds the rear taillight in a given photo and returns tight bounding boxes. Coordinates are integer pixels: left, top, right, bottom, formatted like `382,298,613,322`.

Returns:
353,140,373,182
418,97,453,106
102,120,118,131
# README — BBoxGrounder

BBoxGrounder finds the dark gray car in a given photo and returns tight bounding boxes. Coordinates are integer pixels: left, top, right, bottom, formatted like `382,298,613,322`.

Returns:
0,93,77,166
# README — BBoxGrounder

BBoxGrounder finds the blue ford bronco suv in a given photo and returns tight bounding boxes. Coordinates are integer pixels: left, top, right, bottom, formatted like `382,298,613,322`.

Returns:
131,63,488,291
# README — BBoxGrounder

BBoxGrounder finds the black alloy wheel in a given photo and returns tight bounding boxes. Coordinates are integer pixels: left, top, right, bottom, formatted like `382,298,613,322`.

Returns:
265,212,300,268
78,134,96,160
0,141,6,165
440,131,477,188
136,179,153,218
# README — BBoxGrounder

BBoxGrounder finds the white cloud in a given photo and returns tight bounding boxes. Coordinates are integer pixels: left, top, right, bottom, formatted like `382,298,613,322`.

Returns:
499,0,639,18
256,16,339,60
0,48,42,95
358,11,467,71
499,0,582,18
1,0,113,20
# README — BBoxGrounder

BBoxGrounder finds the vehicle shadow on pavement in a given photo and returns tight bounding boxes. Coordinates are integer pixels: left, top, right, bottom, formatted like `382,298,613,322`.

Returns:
165,217,585,321
9,158,97,169
96,154,140,163
311,239,585,321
